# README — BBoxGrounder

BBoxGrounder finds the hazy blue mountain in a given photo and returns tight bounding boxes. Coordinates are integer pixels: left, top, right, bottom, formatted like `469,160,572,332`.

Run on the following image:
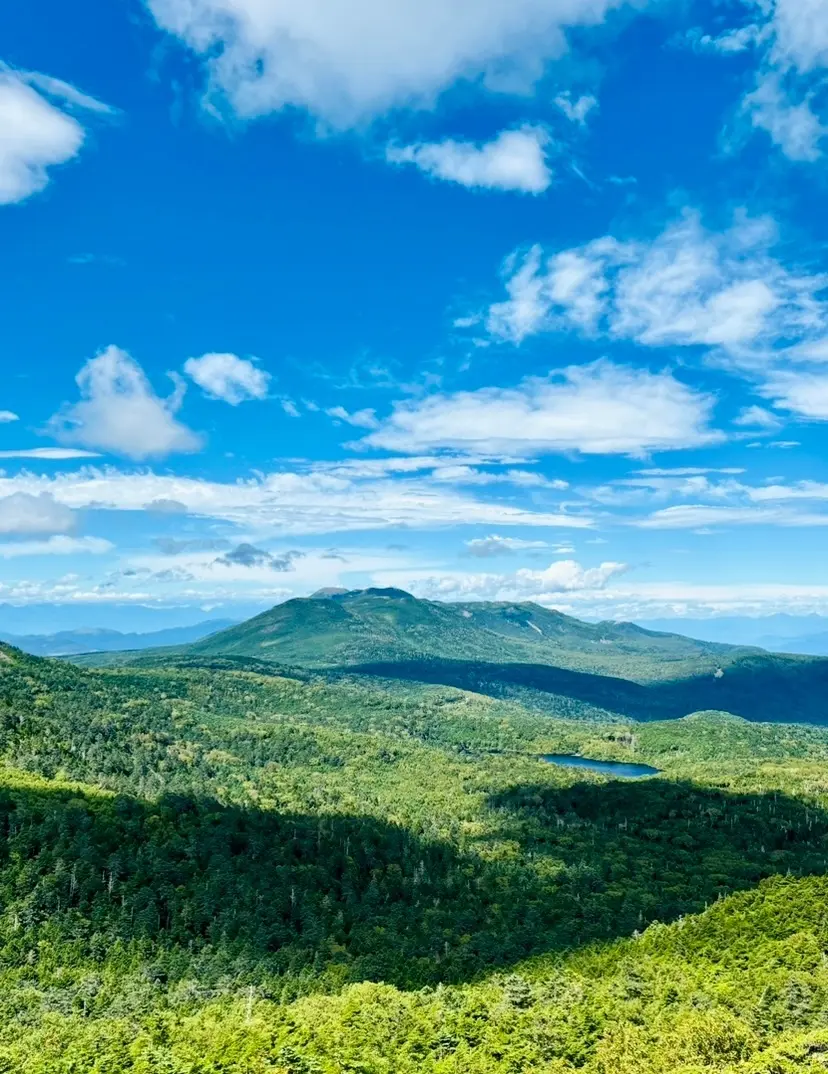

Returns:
636,614,828,650
0,619,238,657
756,631,828,656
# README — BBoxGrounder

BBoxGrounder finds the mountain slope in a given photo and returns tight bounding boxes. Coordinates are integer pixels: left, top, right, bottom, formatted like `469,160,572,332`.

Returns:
4,641,828,1070
189,587,741,681
179,588,828,725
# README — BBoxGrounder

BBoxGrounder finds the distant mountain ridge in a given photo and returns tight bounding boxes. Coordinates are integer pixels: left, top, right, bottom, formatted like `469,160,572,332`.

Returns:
0,619,237,657
187,587,740,681
638,614,828,654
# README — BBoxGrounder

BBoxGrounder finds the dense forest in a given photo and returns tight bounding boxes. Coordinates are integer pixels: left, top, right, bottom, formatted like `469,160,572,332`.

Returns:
2,628,828,1070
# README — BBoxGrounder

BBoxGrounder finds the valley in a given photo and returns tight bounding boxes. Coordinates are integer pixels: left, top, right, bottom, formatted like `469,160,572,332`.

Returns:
0,590,827,1069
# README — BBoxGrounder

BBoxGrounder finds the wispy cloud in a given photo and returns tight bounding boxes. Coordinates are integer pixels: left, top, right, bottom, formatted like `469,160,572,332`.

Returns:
0,67,111,205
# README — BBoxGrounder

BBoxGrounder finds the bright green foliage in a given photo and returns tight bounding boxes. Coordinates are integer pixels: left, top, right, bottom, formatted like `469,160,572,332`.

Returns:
3,635,828,1070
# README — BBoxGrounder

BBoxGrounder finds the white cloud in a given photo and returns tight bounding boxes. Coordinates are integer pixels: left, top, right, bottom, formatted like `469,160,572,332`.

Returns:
733,404,782,429
684,24,763,55
327,406,379,429
361,359,722,457
374,557,629,602
147,0,641,127
0,69,109,205
484,210,828,418
487,239,620,342
749,480,828,502
465,534,550,557
767,0,828,74
720,0,828,163
0,465,594,537
184,352,270,404
743,74,825,162
21,72,114,115
0,492,77,537
761,369,828,419
386,126,552,193
0,411,18,423
634,467,745,477
554,92,597,124
0,535,112,558
429,465,566,487
517,558,628,591
636,504,828,529
0,448,102,460
48,346,203,461
487,211,828,358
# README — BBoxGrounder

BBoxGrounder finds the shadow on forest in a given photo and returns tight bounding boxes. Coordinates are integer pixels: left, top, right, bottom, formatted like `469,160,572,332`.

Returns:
2,774,828,992
340,656,828,724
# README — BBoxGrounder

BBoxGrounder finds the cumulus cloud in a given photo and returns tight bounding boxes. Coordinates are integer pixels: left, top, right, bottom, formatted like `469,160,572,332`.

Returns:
0,492,77,536
386,126,552,193
362,359,722,457
147,0,640,127
183,352,270,404
0,411,18,423
48,346,203,461
517,558,629,591
380,557,629,602
0,69,110,205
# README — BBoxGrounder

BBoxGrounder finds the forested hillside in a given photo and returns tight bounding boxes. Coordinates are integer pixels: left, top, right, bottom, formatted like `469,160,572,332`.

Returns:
81,590,828,726
186,588,743,678
2,640,828,1069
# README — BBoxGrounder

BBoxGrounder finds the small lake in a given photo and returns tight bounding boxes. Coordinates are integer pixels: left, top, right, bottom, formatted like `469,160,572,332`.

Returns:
541,754,661,779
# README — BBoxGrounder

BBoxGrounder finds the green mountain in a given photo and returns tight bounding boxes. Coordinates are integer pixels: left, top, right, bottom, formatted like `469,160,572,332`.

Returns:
188,586,737,675
183,588,828,725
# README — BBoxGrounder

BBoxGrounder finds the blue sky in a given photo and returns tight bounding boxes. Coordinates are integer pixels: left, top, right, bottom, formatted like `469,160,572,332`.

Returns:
2,0,828,632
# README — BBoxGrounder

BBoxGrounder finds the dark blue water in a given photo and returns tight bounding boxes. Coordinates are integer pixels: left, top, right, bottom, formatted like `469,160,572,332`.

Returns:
541,754,660,778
